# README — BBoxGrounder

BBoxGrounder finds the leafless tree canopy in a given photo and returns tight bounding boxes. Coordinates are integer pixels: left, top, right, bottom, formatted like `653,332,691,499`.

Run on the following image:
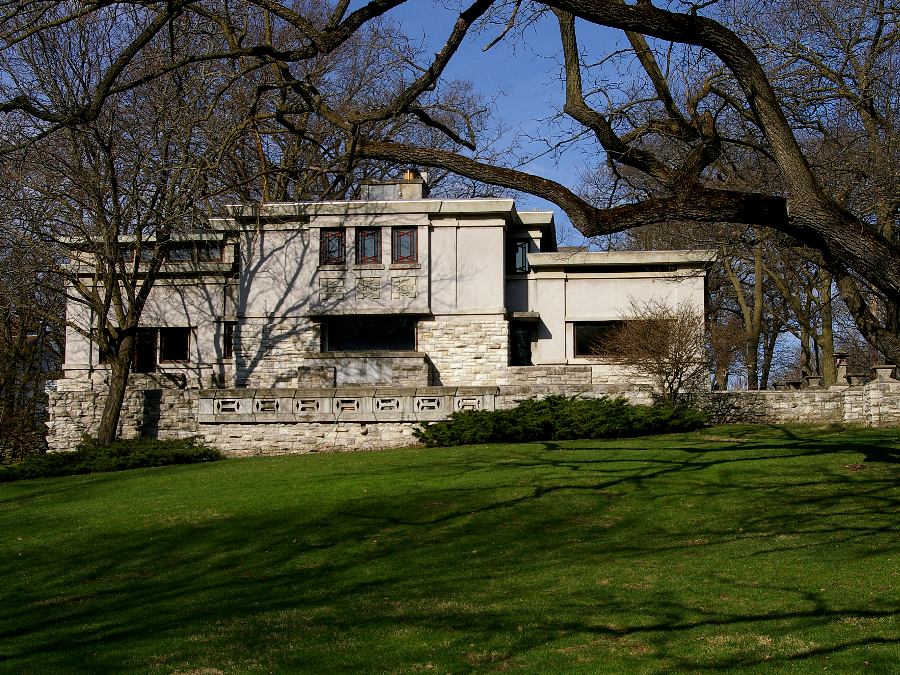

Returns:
3,0,900,394
597,298,710,401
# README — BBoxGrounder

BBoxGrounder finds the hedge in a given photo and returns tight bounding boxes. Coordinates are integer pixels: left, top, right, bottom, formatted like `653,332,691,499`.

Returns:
413,396,709,447
0,437,223,482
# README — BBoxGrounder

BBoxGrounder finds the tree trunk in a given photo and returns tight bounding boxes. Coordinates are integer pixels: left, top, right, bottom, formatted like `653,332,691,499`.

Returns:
800,329,812,378
760,320,780,389
95,334,134,445
745,244,764,389
818,271,837,385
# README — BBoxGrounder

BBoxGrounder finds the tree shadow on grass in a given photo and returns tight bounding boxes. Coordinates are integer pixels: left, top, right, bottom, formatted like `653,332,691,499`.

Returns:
2,428,899,673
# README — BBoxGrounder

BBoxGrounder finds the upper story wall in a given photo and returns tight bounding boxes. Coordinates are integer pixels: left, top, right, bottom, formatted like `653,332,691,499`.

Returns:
219,198,555,320
522,250,715,365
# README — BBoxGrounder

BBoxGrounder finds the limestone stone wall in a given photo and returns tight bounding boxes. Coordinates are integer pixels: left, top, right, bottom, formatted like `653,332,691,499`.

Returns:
699,385,900,427
235,318,321,388
47,386,199,452
197,422,420,456
865,381,900,426
417,319,509,385
46,375,900,456
506,365,592,386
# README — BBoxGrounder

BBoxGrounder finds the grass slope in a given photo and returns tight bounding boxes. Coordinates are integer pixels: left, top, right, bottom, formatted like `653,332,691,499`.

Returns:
1,425,899,674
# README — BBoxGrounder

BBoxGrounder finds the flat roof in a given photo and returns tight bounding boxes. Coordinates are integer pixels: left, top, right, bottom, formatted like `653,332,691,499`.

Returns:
528,250,716,267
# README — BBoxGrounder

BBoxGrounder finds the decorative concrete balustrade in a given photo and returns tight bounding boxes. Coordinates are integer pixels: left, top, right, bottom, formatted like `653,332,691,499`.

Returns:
196,386,498,424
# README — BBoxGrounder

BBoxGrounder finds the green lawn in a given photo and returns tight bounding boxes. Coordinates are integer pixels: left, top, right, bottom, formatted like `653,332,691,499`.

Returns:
2,424,900,674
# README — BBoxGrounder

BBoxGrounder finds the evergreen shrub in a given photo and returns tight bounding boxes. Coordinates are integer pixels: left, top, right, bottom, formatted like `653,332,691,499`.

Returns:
413,396,709,447
0,437,223,482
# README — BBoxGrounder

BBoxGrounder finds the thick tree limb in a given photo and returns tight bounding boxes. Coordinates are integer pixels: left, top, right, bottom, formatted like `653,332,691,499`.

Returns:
355,139,790,235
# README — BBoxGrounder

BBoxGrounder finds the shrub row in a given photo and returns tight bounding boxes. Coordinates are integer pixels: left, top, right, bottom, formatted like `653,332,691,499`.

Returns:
0,437,224,483
413,396,709,447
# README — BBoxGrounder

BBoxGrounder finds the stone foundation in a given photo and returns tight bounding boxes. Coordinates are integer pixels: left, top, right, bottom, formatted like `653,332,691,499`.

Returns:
699,382,900,425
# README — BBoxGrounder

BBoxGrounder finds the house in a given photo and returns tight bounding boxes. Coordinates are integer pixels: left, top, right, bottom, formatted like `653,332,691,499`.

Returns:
50,173,714,454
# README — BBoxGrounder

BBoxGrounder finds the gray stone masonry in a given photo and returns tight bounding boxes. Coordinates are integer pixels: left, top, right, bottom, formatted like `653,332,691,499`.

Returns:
417,320,509,385
235,318,320,388
47,373,900,456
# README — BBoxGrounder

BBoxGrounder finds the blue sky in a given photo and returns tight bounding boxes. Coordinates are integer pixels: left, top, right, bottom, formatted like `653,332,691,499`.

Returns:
382,1,624,245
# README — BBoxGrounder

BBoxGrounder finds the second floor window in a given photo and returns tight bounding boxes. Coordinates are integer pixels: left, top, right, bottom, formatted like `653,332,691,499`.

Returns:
197,244,223,262
320,229,345,265
506,239,530,274
356,229,381,263
167,245,193,263
392,228,417,263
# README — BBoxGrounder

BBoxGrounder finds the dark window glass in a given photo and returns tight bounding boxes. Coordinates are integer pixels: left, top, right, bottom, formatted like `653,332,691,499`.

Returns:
223,321,235,359
167,245,193,262
509,323,532,366
574,321,624,357
159,327,190,362
121,247,134,263
198,244,223,262
324,316,416,351
320,229,345,264
134,329,158,373
392,228,417,263
138,247,155,262
356,229,381,263
506,239,530,274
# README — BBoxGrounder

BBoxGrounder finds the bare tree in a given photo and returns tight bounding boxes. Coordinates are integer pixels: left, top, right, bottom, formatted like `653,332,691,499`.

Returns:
5,0,900,377
0,10,238,444
0,232,63,460
596,298,709,402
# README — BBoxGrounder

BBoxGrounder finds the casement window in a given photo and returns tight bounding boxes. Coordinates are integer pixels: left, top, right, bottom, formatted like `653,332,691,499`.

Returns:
132,327,191,372
197,244,223,262
167,245,194,263
573,321,625,357
159,327,191,362
323,316,416,351
320,229,345,265
506,239,530,274
122,247,156,262
223,321,236,359
134,329,158,373
356,229,381,263
509,322,532,366
391,228,417,263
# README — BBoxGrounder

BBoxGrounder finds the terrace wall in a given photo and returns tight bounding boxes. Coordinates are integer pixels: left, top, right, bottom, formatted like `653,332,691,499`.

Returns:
46,375,900,456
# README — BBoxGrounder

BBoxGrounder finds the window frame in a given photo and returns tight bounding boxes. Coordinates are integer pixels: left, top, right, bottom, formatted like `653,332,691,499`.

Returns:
355,228,382,264
197,243,223,262
323,316,417,352
223,321,236,359
133,328,158,373
320,228,346,265
391,227,417,264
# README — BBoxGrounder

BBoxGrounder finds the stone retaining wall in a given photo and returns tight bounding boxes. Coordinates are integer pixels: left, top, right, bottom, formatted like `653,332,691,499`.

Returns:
46,376,900,456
